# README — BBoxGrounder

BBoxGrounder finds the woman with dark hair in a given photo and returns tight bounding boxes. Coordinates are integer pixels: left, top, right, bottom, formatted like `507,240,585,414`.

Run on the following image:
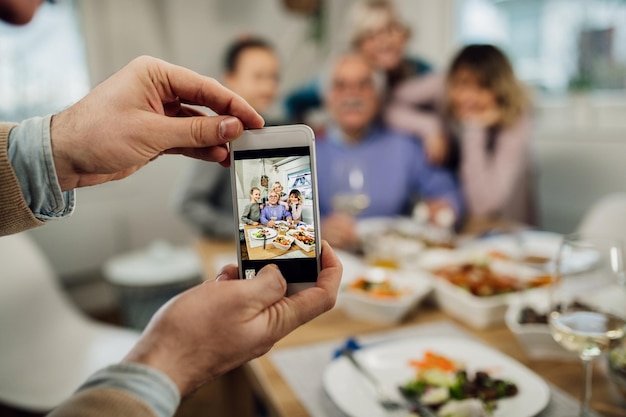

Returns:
287,188,304,223
387,44,536,226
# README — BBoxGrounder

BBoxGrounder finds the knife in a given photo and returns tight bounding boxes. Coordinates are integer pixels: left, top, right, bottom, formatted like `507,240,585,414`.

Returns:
263,232,267,249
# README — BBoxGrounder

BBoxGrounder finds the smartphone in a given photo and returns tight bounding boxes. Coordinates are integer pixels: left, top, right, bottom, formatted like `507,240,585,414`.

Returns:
230,125,321,294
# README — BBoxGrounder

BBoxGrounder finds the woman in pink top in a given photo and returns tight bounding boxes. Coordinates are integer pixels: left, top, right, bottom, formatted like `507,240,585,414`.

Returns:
387,44,536,226
287,189,305,223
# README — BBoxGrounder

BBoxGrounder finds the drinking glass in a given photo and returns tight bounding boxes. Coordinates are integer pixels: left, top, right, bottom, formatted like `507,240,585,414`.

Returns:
330,160,370,217
549,233,626,416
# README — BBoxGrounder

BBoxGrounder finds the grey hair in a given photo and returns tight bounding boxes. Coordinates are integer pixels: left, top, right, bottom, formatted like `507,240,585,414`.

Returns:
319,52,386,100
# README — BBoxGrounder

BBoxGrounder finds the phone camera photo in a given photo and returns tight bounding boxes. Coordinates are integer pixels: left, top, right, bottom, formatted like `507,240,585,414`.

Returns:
232,142,320,284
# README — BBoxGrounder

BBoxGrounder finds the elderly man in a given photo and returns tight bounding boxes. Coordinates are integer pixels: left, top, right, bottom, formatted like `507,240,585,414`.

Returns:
261,191,292,227
317,53,462,249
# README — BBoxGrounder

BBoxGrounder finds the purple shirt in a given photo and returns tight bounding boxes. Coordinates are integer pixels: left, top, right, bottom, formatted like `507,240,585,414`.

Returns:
260,204,292,225
315,125,462,219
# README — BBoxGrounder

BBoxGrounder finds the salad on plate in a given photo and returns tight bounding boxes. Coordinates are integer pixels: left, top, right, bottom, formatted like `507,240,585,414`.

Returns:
401,351,518,417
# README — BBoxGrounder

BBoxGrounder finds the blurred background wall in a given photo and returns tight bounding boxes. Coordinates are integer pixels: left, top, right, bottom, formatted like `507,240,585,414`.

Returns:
1,0,626,312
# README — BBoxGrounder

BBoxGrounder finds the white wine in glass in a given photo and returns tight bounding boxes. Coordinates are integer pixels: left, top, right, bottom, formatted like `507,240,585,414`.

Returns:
549,234,626,416
330,162,370,217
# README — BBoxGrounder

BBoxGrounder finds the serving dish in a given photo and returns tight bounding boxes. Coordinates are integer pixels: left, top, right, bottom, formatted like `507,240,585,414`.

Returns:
272,235,294,251
339,268,431,324
323,336,550,417
419,250,551,328
287,229,315,252
505,294,577,361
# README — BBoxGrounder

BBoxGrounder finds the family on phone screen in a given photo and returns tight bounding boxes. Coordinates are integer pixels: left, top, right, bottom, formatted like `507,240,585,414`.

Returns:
240,182,306,227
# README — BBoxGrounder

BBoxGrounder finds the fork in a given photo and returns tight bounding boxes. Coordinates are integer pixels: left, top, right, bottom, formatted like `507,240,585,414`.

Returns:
341,348,411,416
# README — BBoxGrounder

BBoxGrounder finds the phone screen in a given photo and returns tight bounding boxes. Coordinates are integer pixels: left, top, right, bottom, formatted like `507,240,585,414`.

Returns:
232,145,320,283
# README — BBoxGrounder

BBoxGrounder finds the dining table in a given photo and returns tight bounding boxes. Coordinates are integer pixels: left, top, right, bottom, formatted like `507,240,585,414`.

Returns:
194,231,626,417
242,223,316,260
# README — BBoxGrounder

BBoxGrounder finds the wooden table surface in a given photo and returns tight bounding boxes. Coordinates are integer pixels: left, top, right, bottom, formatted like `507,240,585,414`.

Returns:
242,224,316,260
196,239,626,417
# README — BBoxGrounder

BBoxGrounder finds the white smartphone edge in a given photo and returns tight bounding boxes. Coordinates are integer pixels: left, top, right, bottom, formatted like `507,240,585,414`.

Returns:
229,124,321,294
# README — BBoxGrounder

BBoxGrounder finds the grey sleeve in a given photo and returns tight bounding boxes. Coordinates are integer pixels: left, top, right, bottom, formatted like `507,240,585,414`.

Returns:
172,160,234,239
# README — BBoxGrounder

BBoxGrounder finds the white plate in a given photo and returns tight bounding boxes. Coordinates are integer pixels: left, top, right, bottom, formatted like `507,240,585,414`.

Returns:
323,337,550,417
251,228,277,240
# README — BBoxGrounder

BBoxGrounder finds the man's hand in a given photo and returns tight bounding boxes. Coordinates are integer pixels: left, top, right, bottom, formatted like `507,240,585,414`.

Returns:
320,213,359,250
50,56,264,191
122,241,342,396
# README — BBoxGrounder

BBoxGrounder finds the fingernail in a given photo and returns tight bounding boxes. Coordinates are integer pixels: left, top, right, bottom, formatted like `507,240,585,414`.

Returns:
215,273,227,282
219,117,242,140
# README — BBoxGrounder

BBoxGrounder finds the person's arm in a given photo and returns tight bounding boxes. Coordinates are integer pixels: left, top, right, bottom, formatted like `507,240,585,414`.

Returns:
2,56,263,238
48,364,179,417
386,74,448,163
1,116,77,237
50,242,341,417
409,139,463,219
291,204,303,222
240,203,254,225
0,123,43,236
173,161,233,238
460,116,532,217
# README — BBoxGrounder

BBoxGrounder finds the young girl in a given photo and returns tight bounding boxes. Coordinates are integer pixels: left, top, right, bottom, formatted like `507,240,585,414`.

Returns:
387,44,535,226
287,189,304,223
240,187,262,225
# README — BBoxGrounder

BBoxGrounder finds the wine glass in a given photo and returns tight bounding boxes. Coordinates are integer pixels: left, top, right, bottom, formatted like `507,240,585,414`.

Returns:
330,160,370,217
549,233,626,416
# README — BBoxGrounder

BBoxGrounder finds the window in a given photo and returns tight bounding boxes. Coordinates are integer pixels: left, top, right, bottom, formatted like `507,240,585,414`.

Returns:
287,168,313,201
457,0,626,93
0,1,89,122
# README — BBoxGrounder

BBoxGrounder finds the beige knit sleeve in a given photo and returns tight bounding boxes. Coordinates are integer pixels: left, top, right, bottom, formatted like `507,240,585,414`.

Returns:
0,123,45,236
47,387,157,417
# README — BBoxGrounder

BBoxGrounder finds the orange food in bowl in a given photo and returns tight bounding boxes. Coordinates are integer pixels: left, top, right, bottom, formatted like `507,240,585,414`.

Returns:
348,277,405,299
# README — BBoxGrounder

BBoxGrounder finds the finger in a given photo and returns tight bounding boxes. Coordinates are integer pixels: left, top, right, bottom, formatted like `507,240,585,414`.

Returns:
286,241,342,323
215,264,239,281
154,115,249,154
239,264,287,309
152,58,265,128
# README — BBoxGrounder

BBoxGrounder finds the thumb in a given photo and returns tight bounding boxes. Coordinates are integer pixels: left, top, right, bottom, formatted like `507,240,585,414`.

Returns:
153,115,244,151
240,265,287,310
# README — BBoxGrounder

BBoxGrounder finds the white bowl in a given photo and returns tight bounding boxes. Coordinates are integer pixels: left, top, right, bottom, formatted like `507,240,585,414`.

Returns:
504,294,577,361
339,269,432,324
272,235,294,251
432,278,512,329
420,250,551,329
287,230,315,252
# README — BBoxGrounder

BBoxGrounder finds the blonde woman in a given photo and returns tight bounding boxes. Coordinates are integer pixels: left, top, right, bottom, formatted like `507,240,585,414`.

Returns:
387,44,536,226
272,181,289,208
284,0,431,123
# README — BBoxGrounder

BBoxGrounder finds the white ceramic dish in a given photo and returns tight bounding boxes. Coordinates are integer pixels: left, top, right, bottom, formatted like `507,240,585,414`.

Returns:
251,227,277,240
323,336,550,417
339,268,432,324
287,230,315,252
272,235,294,251
505,293,577,361
419,252,551,329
